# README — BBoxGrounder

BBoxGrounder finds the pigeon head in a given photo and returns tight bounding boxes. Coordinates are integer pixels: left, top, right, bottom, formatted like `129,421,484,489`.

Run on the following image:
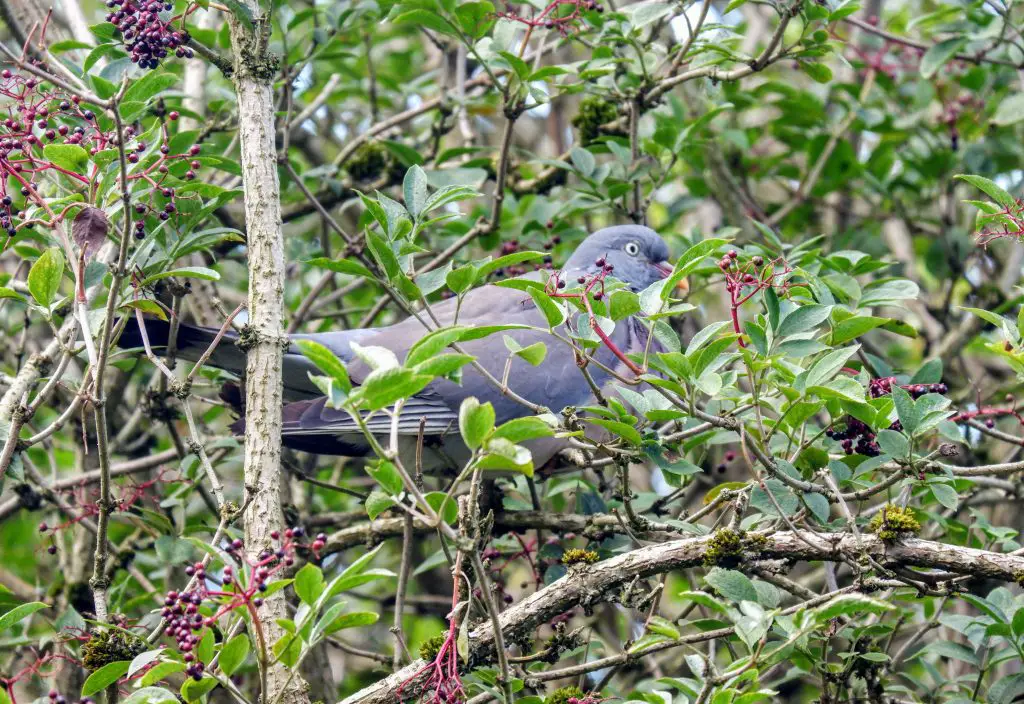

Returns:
564,225,673,292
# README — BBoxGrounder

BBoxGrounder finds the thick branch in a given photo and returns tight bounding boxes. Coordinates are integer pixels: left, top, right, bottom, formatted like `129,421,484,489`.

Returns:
336,530,1024,704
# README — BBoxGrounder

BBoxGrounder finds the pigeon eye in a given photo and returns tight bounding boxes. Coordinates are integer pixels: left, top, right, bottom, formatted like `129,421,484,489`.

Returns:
624,241,641,256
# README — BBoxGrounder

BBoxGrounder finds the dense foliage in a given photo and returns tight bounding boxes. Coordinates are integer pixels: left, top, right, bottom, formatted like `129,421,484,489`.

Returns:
1,1,1024,704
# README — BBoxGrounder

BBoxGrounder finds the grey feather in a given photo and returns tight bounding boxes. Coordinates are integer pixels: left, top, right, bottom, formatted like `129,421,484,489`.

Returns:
123,225,675,473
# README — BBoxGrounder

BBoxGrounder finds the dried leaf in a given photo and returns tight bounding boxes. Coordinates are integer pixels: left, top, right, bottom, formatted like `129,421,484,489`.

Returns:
72,206,110,260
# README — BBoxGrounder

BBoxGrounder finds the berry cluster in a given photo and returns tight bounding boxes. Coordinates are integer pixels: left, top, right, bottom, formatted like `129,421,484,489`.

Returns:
544,255,643,373
105,0,194,69
718,250,784,295
0,70,200,242
159,527,320,678
718,251,798,347
47,692,92,704
715,450,736,474
826,417,881,457
161,587,208,680
868,377,948,399
828,375,947,456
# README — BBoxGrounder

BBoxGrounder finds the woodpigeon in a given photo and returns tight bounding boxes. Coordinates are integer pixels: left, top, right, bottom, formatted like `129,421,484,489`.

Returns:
120,225,681,472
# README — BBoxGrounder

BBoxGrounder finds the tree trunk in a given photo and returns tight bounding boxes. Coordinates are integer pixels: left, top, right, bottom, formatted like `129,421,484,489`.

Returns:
226,9,310,704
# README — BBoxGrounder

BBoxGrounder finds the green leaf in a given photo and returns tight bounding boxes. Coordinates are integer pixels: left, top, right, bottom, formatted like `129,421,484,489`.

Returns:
420,184,481,213
801,62,832,83
296,340,351,393
123,72,178,104
959,306,1008,329
393,9,456,35
628,633,672,654
876,429,908,457
357,367,433,410
804,345,859,390
0,287,26,303
608,289,640,321
931,482,958,510
678,590,728,613
955,174,1016,210
368,460,404,496
43,144,89,172
813,594,893,622
778,305,832,337
28,247,64,308
663,239,728,296
180,676,218,703
415,261,453,296
750,478,799,516
804,492,831,524
475,251,546,281
120,299,168,322
122,687,178,704
911,358,943,384
925,640,979,665
0,602,48,631
528,288,567,327
82,661,131,696
808,375,865,403
459,396,495,450
366,230,402,278
404,165,428,218
492,416,555,443
318,610,379,635
220,0,253,27
686,321,732,356
478,437,533,476
413,353,474,378
196,629,214,665
891,386,919,435
646,615,680,639
920,38,966,78
294,563,325,605
139,662,185,687
307,256,375,279
322,544,395,600
218,633,249,676
992,93,1024,126
446,265,477,294
455,1,496,38
127,650,165,678
365,491,394,519
504,336,546,366
570,146,595,177
425,491,459,524
406,326,470,367
1012,608,1024,638
584,418,642,446
141,267,220,285
704,568,758,603
828,315,890,345
859,279,920,307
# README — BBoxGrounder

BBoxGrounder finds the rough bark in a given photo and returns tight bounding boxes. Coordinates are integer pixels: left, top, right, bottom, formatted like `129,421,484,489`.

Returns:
337,529,1024,704
226,10,309,704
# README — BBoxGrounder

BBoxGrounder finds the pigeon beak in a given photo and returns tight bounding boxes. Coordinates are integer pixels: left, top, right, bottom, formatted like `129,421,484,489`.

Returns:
655,262,688,292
